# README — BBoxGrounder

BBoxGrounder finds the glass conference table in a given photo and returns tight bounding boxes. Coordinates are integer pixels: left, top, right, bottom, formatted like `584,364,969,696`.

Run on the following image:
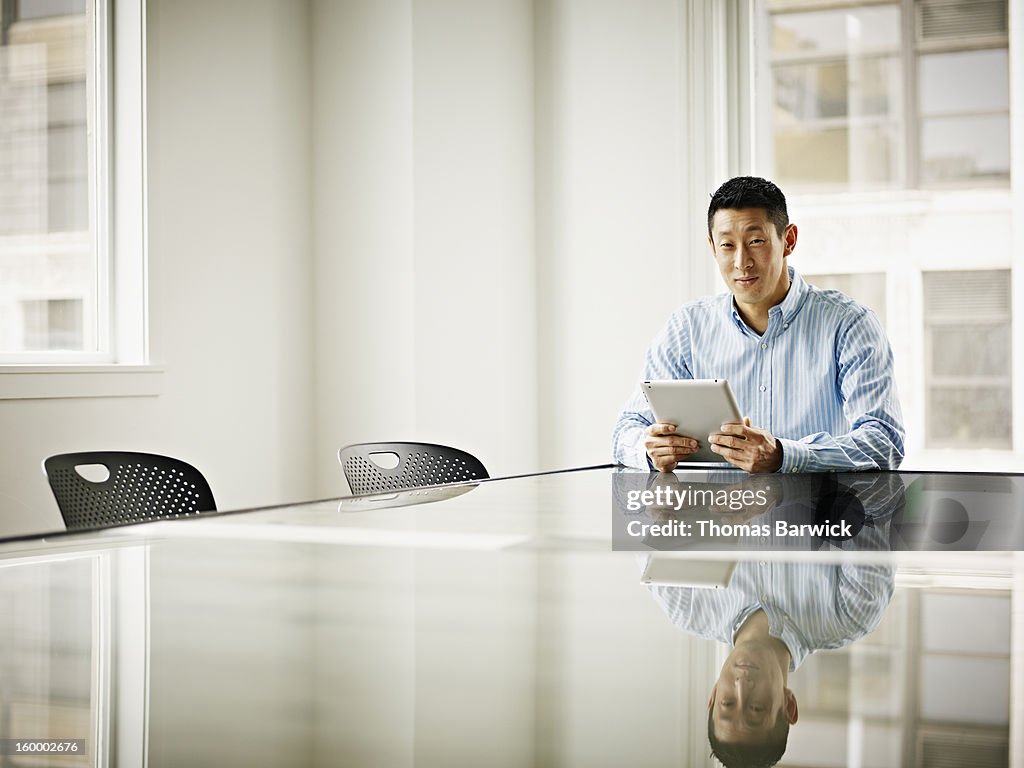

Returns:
0,465,1021,768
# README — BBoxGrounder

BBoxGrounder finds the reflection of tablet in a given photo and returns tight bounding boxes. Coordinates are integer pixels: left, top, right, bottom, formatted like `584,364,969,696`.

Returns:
641,557,736,588
642,379,742,463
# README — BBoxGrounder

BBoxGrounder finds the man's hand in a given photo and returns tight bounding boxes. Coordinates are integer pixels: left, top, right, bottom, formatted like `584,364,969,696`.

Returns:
644,423,701,473
708,417,782,473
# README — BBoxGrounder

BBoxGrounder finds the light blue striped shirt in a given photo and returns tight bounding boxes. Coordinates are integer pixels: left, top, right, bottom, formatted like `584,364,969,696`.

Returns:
648,558,895,670
612,267,905,472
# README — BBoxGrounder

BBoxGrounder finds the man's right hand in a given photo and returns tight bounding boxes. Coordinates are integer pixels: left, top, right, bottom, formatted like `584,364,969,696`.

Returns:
644,423,701,473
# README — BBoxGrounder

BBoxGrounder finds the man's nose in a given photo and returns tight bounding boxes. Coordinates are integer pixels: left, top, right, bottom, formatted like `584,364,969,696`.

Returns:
733,246,751,270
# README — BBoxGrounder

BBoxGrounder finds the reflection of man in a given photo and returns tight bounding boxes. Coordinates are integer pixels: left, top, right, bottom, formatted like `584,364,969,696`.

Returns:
646,473,900,767
653,558,893,766
612,176,904,473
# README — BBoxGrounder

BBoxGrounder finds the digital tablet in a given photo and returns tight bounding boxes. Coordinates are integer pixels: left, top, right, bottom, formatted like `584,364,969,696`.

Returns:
642,379,743,463
641,556,736,588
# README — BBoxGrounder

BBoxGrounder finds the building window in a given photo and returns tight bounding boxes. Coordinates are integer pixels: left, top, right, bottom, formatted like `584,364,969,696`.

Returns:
21,296,84,349
924,270,1012,449
766,0,1009,192
769,3,904,190
0,0,144,366
0,0,96,358
758,0,1014,465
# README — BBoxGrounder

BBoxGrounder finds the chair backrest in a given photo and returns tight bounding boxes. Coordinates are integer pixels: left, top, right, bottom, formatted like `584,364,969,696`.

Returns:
338,442,489,496
43,451,216,530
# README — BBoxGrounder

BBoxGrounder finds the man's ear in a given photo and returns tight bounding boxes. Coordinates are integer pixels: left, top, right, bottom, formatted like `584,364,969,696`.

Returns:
783,223,798,256
708,683,718,712
784,688,799,724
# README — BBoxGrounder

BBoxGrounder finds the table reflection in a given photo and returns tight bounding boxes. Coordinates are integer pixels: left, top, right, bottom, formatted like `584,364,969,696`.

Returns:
0,467,1018,767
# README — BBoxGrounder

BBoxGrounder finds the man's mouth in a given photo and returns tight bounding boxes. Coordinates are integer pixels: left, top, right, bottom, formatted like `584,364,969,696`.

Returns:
735,276,759,287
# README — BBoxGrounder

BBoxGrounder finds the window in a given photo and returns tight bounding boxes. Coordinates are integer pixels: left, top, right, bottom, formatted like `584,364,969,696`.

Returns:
924,270,1012,448
0,0,96,358
22,297,85,349
0,0,145,366
769,4,904,190
765,0,1009,191
757,0,1014,466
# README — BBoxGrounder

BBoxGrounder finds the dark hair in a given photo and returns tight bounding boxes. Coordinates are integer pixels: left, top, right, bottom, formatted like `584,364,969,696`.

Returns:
707,176,789,238
707,706,789,768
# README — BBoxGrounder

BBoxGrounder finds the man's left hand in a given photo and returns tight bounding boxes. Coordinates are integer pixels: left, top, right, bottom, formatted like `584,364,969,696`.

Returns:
708,417,783,473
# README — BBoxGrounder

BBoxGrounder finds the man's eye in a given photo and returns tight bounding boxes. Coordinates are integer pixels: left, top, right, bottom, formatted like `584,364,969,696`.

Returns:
750,239,764,246
720,243,733,249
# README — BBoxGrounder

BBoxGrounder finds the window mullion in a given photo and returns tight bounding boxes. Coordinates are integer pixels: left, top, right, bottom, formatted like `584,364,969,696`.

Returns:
901,0,919,189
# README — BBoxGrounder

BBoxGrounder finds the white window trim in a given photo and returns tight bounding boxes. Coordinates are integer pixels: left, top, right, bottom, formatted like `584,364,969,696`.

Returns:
0,0,159,399
1011,0,1024,464
0,365,162,399
679,0,757,302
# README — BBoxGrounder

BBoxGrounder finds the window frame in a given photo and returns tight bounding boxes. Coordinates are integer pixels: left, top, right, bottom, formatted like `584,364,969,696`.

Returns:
0,0,158,399
755,0,1024,469
764,0,1010,193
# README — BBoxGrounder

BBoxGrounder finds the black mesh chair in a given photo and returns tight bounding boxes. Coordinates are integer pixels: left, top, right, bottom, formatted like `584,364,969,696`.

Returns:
43,451,216,530
338,442,489,496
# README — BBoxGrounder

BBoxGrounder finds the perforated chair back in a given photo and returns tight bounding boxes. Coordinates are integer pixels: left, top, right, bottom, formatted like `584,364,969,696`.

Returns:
338,442,489,496
43,451,216,530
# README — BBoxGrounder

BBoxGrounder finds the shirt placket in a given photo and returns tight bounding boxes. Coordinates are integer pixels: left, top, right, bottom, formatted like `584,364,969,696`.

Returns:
754,313,778,431
758,559,782,637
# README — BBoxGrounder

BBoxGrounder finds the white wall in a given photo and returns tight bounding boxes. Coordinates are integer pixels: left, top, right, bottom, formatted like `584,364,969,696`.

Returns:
311,0,693,493
536,0,687,470
1,0,699,532
0,0,314,537
311,0,537,496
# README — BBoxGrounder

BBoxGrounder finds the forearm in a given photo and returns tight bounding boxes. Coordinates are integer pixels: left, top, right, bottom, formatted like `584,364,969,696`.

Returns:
777,419,905,473
837,562,895,636
612,412,654,469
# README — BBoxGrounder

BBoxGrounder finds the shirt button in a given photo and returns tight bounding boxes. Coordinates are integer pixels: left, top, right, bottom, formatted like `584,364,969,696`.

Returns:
783,323,789,329
761,343,768,349
759,385,766,392
791,468,798,473
759,561,766,567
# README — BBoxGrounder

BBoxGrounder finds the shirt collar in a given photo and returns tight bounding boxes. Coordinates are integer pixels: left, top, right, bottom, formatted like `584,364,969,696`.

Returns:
731,605,810,672
728,265,808,332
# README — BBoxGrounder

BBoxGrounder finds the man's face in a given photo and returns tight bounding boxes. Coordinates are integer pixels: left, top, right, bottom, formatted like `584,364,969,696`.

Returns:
709,648,788,743
709,208,796,315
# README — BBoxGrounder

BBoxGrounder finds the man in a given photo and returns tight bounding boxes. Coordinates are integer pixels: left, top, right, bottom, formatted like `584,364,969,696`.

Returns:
612,176,904,473
668,557,894,767
646,472,901,767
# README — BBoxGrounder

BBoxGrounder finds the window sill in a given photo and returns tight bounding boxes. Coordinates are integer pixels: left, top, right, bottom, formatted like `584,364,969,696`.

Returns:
901,449,1024,475
0,365,163,401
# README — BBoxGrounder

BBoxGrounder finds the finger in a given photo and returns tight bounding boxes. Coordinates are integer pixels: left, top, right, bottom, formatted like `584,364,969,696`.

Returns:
653,457,678,472
713,424,748,437
647,422,681,437
710,444,753,471
744,416,751,427
650,435,700,449
645,435,700,453
649,445,700,461
709,443,747,460
708,434,741,450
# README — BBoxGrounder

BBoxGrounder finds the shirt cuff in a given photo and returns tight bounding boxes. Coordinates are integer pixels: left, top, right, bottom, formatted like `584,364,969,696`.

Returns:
641,443,654,471
776,438,810,473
